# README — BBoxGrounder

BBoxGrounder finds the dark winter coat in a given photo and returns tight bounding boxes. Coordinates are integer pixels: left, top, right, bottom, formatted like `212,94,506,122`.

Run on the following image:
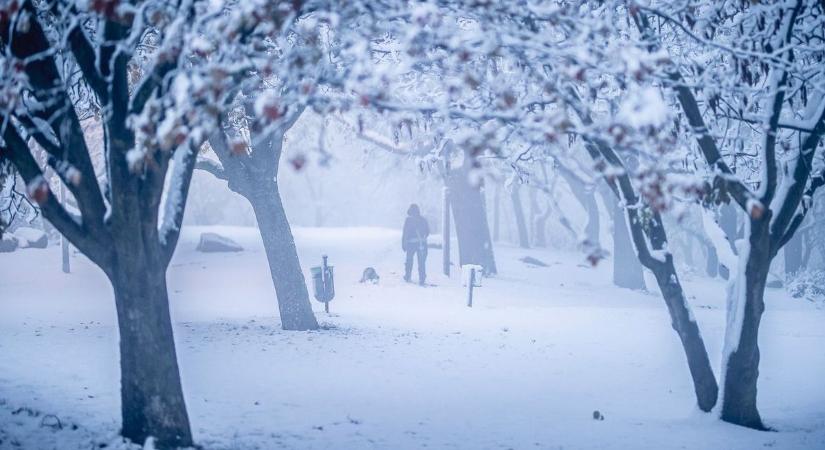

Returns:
402,205,430,252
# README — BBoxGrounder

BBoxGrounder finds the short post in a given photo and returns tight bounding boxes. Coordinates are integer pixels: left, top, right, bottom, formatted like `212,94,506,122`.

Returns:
467,268,475,307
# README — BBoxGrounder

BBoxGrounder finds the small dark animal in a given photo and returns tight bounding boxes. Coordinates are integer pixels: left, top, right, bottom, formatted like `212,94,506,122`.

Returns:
359,267,380,284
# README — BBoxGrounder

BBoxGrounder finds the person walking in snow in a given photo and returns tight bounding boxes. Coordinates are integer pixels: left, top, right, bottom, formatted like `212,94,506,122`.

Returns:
402,203,430,285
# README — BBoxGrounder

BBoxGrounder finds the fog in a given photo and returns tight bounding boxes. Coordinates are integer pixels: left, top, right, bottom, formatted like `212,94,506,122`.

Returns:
2,2,824,449
185,112,444,230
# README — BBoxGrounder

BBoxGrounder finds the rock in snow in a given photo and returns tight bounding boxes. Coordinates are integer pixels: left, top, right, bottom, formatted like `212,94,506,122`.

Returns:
519,256,549,267
767,278,783,289
0,234,18,252
13,227,48,249
196,232,243,253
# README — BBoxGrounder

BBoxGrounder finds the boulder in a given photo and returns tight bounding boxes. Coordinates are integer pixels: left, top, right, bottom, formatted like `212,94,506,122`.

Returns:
519,256,549,267
13,227,48,249
0,235,18,253
196,232,243,253
767,278,783,289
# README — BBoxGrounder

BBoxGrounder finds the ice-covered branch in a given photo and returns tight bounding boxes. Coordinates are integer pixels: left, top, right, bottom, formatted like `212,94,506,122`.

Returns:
159,140,199,266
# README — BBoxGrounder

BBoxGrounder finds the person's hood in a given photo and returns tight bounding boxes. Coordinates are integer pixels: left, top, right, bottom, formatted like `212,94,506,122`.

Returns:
407,204,421,217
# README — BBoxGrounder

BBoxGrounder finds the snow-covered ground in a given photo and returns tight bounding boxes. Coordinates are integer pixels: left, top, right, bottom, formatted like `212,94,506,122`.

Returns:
1,226,824,449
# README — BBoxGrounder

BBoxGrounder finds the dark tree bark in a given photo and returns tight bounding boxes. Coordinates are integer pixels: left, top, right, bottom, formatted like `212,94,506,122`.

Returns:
605,164,719,412
447,149,497,275
633,1,825,428
567,85,718,412
110,257,192,446
511,183,530,249
612,169,717,412
719,215,771,430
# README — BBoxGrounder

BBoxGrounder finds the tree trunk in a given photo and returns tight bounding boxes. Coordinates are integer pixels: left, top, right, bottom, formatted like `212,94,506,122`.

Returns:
493,181,500,242
720,218,769,430
800,229,813,270
249,182,319,330
705,243,719,278
611,199,645,290
560,169,600,248
649,260,719,412
442,186,451,276
448,166,497,275
59,183,70,273
682,237,696,269
625,208,718,411
511,184,530,249
620,199,718,412
573,89,718,414
583,194,600,248
533,205,550,248
718,204,738,280
784,231,803,277
110,259,192,449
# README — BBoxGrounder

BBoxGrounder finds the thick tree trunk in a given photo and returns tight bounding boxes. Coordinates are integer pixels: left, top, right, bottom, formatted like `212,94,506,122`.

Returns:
448,167,497,275
611,199,645,290
511,184,530,249
249,182,319,330
720,218,769,430
110,258,192,449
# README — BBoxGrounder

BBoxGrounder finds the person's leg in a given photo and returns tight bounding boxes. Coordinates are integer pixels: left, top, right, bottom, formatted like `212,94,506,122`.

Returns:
418,246,427,285
404,249,414,282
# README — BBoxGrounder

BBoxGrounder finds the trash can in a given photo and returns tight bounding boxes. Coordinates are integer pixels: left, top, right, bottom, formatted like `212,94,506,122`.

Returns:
311,255,335,312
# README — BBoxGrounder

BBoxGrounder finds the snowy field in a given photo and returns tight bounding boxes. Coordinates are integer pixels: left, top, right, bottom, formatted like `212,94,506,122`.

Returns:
1,226,824,449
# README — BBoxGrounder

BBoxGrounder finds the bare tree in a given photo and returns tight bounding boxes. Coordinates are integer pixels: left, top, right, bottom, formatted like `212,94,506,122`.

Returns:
199,102,319,330
0,1,306,446
633,0,825,428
